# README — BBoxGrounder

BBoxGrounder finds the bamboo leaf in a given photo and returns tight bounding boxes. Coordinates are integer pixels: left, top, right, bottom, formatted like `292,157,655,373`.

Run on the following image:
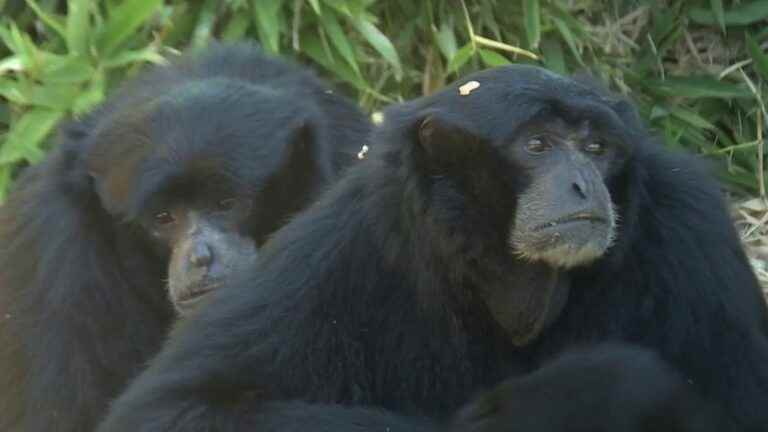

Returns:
302,31,368,91
96,0,163,56
308,0,321,15
524,0,540,49
319,10,360,76
350,15,403,81
551,17,583,66
0,167,10,202
746,33,768,81
690,1,768,26
41,55,94,83
447,42,474,73
66,0,91,55
72,69,105,115
710,0,726,33
478,49,510,67
670,106,718,130
22,83,82,110
0,108,64,165
540,38,566,75
24,0,66,39
251,0,283,53
646,77,751,99
434,21,457,62
221,13,252,41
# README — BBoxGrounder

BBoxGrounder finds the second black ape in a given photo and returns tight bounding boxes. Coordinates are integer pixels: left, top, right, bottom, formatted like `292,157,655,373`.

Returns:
0,43,370,432
100,65,768,431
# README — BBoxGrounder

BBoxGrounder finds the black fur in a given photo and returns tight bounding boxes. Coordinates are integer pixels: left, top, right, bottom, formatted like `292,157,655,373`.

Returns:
0,42,370,432
99,66,768,431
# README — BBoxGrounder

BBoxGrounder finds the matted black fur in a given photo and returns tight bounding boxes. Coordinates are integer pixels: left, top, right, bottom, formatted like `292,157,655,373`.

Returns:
0,42,370,432
99,66,768,432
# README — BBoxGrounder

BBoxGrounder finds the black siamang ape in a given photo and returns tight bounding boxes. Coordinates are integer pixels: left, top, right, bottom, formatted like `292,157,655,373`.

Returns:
99,66,768,431
0,42,370,432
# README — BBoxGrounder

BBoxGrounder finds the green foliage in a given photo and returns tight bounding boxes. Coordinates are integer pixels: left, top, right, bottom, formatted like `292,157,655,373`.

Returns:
0,0,767,199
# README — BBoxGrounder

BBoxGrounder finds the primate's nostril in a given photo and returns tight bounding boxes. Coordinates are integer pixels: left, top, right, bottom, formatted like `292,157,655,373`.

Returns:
572,181,587,199
189,243,212,268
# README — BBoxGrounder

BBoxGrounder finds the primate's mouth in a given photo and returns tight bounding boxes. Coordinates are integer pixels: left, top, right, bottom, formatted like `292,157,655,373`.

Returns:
177,284,218,305
533,212,607,232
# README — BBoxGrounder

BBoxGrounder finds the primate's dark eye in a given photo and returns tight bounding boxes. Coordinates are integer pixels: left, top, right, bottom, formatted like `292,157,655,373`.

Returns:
217,198,238,211
154,211,175,225
584,141,606,155
525,137,552,154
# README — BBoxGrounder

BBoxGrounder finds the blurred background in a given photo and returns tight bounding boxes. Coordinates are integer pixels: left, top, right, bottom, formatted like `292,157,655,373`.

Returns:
0,0,767,288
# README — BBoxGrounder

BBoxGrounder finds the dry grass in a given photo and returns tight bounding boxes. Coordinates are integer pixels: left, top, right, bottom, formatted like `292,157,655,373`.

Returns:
734,198,768,301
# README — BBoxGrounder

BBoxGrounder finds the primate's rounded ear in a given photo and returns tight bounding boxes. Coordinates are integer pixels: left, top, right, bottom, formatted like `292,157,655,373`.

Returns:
267,117,321,197
416,110,482,169
285,118,316,154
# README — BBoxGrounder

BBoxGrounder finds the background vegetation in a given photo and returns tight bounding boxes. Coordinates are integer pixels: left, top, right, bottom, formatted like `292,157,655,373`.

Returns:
0,0,767,202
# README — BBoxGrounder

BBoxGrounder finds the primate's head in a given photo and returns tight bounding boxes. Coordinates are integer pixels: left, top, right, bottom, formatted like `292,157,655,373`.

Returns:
383,65,638,344
86,78,325,316
404,66,634,270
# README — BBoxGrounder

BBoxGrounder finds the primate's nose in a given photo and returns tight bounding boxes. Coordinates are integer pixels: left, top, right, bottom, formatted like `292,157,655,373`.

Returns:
572,179,588,199
189,242,213,268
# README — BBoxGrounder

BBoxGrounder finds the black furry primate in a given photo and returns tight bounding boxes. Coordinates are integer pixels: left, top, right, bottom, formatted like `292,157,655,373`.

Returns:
0,43,370,432
99,66,768,432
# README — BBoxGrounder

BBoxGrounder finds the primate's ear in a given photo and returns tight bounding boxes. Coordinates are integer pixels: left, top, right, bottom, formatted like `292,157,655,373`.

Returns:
416,110,482,170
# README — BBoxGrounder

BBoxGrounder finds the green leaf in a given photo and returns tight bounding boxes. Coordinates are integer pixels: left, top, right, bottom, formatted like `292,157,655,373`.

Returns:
0,26,15,55
220,13,252,41
6,23,37,73
72,69,105,115
24,0,66,39
251,0,283,53
0,166,10,202
102,47,166,69
710,0,726,33
350,15,403,81
478,49,510,67
189,0,219,49
540,38,566,75
324,1,352,18
302,31,368,91
308,0,321,15
0,108,64,165
319,10,360,76
434,21,457,63
41,55,94,83
523,0,540,49
646,77,751,99
23,83,82,110
746,33,768,81
690,1,768,26
551,17,583,66
66,0,91,55
670,106,717,130
0,77,27,104
96,0,163,56
447,42,474,73
0,100,9,127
